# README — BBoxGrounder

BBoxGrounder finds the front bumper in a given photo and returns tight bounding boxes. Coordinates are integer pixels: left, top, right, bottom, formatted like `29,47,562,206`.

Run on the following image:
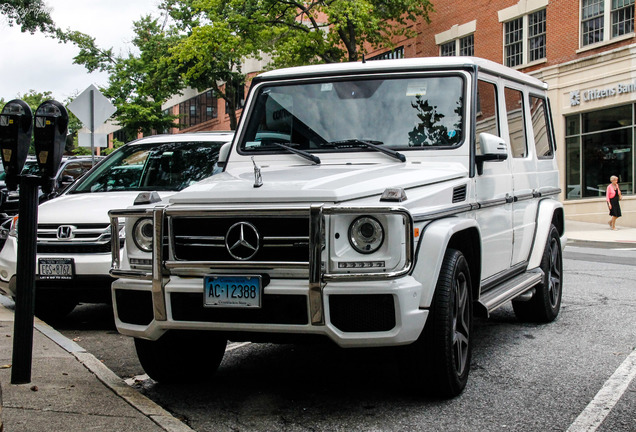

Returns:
112,275,428,348
0,236,114,298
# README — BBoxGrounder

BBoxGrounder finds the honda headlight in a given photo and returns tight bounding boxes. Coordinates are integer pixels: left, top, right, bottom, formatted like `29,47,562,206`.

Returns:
132,218,153,252
348,216,384,254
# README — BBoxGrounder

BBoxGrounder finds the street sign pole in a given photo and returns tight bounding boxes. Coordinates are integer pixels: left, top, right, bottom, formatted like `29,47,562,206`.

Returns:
90,89,95,165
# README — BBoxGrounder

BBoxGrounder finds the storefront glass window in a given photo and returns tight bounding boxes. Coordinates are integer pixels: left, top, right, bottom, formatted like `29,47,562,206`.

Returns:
566,103,634,199
566,137,581,199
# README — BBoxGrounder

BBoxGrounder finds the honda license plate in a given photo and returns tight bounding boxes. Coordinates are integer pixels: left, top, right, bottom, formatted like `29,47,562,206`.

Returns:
204,275,262,308
38,258,74,280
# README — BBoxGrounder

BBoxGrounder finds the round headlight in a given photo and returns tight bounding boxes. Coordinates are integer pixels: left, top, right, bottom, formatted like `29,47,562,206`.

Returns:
349,216,384,254
132,218,154,252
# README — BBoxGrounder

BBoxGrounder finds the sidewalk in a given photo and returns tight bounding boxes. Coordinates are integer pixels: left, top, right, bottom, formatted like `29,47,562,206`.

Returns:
0,296,193,432
0,218,634,432
565,219,636,248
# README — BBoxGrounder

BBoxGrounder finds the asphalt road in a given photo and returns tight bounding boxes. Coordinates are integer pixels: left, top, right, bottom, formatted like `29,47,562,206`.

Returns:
52,244,636,432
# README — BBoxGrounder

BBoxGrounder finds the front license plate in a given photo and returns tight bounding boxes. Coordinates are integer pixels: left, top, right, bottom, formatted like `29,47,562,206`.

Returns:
204,275,262,308
38,258,74,280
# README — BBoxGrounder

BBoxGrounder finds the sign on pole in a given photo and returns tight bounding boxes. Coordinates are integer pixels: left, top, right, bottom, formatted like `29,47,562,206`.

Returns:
67,85,116,163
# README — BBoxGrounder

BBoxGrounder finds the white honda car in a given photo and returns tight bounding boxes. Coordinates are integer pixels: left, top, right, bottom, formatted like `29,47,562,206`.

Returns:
0,132,233,321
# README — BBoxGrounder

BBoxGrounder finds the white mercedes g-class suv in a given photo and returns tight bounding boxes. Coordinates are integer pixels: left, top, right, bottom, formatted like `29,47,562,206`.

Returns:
109,57,564,397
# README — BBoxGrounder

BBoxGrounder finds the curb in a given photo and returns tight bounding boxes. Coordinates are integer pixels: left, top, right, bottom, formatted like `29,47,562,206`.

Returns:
567,239,636,249
0,297,194,432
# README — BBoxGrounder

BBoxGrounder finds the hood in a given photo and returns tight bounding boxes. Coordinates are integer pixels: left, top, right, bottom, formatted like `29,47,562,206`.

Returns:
37,192,173,224
170,162,467,204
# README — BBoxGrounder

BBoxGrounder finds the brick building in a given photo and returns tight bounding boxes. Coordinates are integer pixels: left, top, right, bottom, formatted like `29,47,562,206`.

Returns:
164,0,636,225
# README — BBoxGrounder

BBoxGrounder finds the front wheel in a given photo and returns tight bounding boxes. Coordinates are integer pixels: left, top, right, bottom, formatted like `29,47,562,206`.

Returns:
400,248,473,398
135,331,227,383
512,224,562,323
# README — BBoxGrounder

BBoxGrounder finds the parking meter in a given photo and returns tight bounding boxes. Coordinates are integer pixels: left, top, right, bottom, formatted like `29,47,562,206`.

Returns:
33,100,68,194
0,100,33,191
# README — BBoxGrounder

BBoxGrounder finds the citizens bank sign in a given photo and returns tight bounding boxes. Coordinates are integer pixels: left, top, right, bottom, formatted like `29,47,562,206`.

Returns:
570,81,636,106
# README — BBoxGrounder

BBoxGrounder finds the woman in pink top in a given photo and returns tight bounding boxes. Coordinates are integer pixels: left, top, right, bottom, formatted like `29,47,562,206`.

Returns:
606,175,622,230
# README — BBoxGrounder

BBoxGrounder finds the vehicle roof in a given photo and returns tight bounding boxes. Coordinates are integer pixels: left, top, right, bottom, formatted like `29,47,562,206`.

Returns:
256,56,548,90
127,132,235,146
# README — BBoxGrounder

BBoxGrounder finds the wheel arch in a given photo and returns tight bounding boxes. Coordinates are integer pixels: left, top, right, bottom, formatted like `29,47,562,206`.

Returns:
413,217,481,309
527,199,565,269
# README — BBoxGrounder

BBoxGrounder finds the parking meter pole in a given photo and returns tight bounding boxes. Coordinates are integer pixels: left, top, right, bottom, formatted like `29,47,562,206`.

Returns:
11,175,40,384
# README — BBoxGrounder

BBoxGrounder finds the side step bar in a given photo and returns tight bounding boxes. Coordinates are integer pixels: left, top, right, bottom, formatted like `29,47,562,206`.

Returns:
476,270,544,317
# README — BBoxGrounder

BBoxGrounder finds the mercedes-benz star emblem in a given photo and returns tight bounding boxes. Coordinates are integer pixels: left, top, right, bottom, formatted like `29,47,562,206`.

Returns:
225,222,260,260
57,225,76,240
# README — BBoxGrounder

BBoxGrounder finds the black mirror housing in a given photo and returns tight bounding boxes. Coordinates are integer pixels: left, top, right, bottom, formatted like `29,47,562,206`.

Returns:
0,100,33,190
33,100,68,194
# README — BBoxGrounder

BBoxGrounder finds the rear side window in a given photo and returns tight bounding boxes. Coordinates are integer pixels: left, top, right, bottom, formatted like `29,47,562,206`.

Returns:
529,95,553,158
504,87,527,158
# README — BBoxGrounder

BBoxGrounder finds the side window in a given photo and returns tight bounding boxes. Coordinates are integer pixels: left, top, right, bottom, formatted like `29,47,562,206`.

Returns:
504,87,527,158
475,80,499,152
529,95,554,158
61,162,83,180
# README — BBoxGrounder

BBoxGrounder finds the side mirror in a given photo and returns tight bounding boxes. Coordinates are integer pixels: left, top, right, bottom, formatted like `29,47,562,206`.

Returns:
0,100,33,191
476,133,508,175
217,142,231,169
33,100,68,194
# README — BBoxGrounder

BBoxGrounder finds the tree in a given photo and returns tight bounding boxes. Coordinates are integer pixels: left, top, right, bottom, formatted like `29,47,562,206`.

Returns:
170,0,271,130
59,11,185,140
60,0,434,133
257,0,433,66
174,0,434,127
0,0,56,34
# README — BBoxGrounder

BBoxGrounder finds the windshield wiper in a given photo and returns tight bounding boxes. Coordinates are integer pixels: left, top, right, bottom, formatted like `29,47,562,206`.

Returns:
330,139,406,163
248,142,320,165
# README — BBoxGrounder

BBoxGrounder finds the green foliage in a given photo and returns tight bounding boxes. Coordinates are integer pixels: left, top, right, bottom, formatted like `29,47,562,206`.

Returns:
56,0,434,135
256,0,434,67
0,0,56,34
58,10,184,141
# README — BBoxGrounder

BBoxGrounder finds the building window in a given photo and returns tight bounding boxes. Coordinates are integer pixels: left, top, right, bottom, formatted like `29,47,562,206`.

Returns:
368,46,405,61
459,34,474,56
440,41,456,57
505,18,523,66
582,0,635,46
528,10,546,62
440,35,474,57
499,2,547,67
565,104,634,199
582,0,606,45
612,0,635,36
179,90,218,128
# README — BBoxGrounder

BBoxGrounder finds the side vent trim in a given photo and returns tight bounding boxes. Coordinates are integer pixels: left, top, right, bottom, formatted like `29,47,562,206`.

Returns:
452,185,467,203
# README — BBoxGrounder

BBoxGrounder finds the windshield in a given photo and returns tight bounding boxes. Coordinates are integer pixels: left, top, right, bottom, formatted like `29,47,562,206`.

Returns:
240,74,464,153
70,140,226,193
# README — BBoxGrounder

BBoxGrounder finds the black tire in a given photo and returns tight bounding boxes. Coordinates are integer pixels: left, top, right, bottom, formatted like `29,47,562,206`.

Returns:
34,292,77,323
512,224,563,323
400,248,473,398
135,331,227,383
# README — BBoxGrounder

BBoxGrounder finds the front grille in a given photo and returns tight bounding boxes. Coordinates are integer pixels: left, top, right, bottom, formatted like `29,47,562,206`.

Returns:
36,223,116,254
38,243,112,254
171,216,309,262
37,223,111,241
170,292,308,324
329,294,396,332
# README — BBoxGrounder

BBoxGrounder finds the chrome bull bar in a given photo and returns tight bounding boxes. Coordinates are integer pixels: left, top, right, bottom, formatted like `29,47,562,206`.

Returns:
109,205,414,325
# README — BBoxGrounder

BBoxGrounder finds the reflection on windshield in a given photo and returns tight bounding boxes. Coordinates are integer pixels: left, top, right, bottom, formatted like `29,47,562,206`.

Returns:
70,141,225,193
241,75,464,153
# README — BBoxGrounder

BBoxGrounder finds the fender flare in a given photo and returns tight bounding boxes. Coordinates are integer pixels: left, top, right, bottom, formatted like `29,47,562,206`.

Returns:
412,217,481,309
527,198,564,269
